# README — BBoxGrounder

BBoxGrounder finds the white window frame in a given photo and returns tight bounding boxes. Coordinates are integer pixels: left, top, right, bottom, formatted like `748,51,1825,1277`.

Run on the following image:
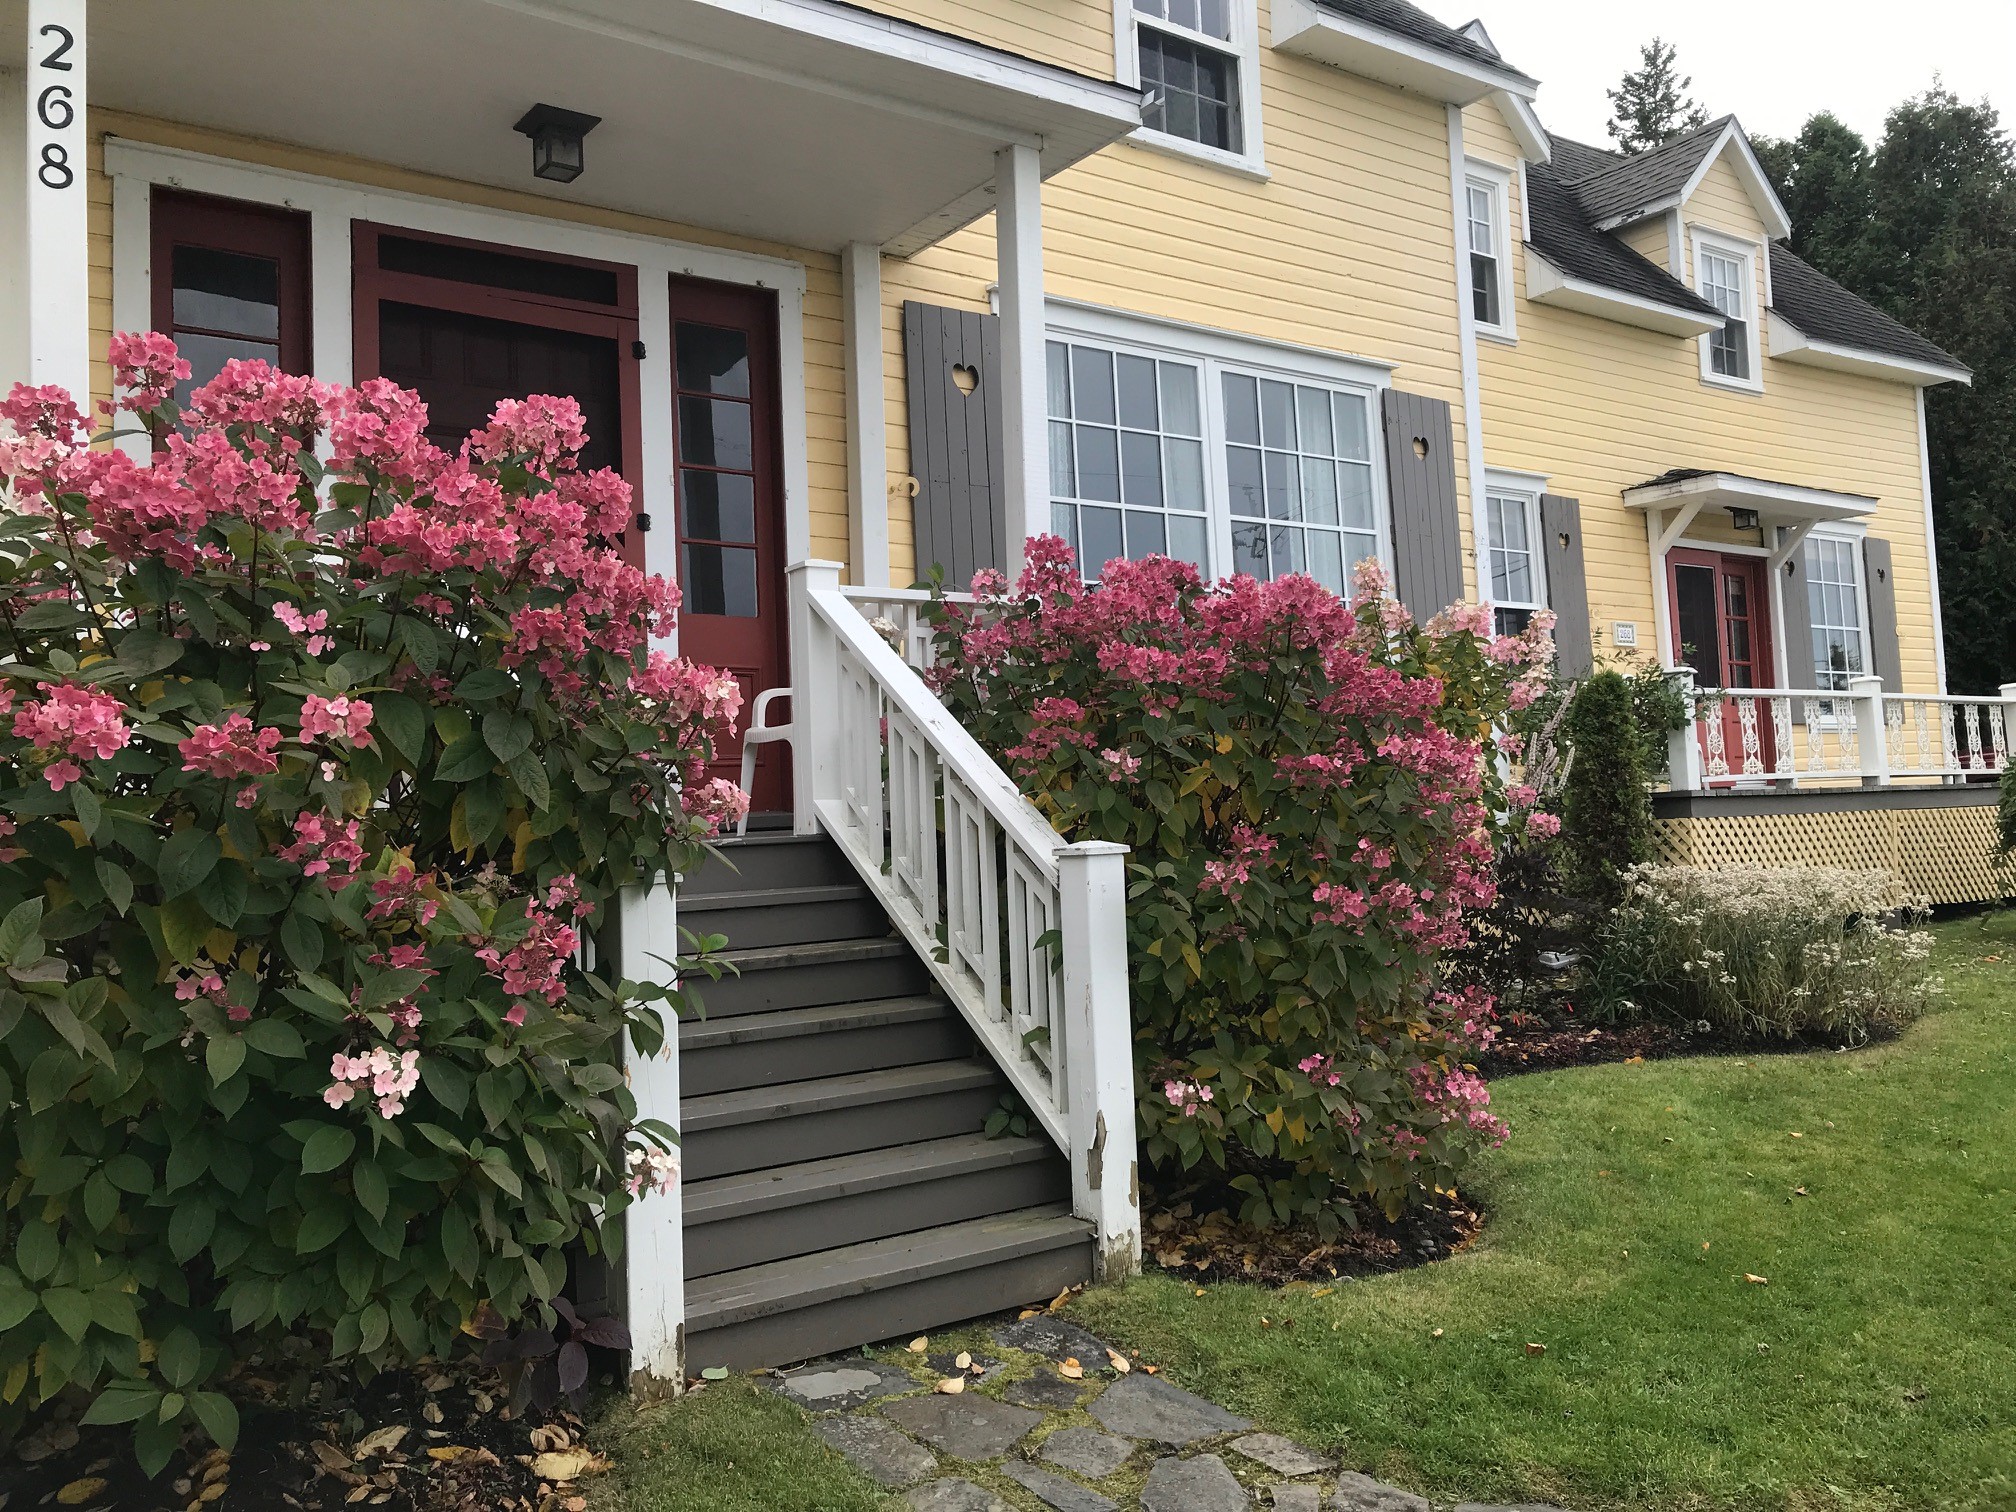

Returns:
1045,301,1393,587
1482,470,1546,634
1802,527,1872,703
1463,160,1516,343
1691,227,1763,393
1112,0,1268,178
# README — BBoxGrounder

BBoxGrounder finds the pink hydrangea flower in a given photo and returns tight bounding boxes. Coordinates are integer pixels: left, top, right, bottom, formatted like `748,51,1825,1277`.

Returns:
13,684,133,762
1162,1078,1214,1117
299,694,374,745
180,713,284,778
325,1047,422,1118
273,602,334,654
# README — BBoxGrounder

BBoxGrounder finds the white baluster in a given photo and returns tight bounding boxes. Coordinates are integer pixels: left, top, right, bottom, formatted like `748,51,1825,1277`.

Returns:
1737,696,1764,777
1963,703,1985,772
1770,696,1793,779
1704,695,1730,780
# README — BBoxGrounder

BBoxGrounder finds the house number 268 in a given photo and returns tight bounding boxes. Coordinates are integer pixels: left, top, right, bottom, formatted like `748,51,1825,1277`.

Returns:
34,23,77,189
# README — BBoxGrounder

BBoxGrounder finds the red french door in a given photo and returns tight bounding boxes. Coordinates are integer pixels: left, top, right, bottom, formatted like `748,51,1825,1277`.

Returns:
1669,548,1775,779
666,278,790,815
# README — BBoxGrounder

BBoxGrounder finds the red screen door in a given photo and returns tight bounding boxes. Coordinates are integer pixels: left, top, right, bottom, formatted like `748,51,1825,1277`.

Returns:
667,278,790,815
1669,548,1775,778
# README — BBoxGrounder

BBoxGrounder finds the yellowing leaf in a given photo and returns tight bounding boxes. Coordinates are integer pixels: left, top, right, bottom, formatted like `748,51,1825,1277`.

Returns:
57,1478,108,1505
954,1351,972,1370
449,794,474,855
1057,1358,1084,1380
1743,1273,1770,1285
907,1336,929,1353
933,1376,966,1395
530,1447,598,1482
1106,1349,1131,1374
1264,1107,1286,1135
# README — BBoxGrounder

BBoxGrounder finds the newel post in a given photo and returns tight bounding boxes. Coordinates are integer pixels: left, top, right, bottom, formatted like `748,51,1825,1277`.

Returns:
1848,673,1890,787
618,879,684,1397
1056,840,1140,1281
1665,666,1706,792
787,560,844,837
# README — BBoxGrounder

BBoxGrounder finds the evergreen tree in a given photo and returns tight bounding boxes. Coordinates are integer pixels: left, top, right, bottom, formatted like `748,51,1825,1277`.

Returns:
1605,38,1710,154
1753,112,1873,268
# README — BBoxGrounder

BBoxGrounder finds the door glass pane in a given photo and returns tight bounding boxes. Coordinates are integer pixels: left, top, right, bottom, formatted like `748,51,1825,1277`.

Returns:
1308,531,1344,593
1125,509,1166,558
172,246,281,337
1167,513,1207,570
1673,565,1721,679
678,395,753,470
1049,421,1076,498
1338,462,1376,529
1263,451,1299,519
679,471,757,543
1116,354,1159,429
1332,393,1370,459
1270,525,1305,576
675,323,751,397
681,544,759,617
1222,373,1259,444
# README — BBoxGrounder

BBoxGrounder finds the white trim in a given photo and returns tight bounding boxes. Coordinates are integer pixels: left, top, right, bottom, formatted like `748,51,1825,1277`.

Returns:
996,142,1048,577
842,242,889,587
1624,471,1877,526
1917,388,1949,694
25,0,89,402
1664,207,1683,274
1485,465,1551,492
1691,227,1763,394
1796,524,1875,695
1447,106,1489,610
1524,250,1721,337
1482,474,1547,625
1115,0,1268,177
1588,122,1793,242
1045,296,1395,381
103,136,814,587
1269,0,1537,104
1766,313,1973,388
1463,157,1516,343
1515,159,1533,244
1493,89,1551,163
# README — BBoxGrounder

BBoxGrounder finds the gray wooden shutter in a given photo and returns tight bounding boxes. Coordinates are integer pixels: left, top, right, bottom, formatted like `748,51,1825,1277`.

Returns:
902,301,1005,588
1862,535,1902,688
1380,389,1465,618
1538,493,1593,679
1779,533,1816,723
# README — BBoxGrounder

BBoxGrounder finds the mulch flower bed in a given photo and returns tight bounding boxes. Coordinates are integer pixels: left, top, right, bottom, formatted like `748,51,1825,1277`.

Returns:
1475,1006,1706,1076
0,1361,614,1512
1143,1190,1483,1287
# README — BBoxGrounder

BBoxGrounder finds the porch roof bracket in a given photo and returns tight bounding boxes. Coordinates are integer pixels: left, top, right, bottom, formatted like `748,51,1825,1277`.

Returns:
1769,518,1817,572
1651,499,1707,559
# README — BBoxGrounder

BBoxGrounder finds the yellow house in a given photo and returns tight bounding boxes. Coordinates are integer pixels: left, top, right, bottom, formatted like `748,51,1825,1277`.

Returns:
0,0,1994,1380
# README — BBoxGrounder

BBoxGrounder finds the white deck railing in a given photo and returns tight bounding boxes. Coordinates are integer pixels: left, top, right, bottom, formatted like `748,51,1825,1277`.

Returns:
785,563,1140,1278
1666,669,2015,790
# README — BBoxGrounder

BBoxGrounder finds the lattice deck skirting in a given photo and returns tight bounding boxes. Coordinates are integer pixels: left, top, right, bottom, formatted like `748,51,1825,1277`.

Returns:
1651,794,2010,906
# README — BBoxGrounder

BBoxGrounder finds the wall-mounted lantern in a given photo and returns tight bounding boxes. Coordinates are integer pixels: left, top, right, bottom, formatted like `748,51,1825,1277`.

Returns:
513,104,602,184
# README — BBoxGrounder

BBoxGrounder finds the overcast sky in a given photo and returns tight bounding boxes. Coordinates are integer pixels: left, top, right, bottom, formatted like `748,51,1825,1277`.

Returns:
1469,1,2016,149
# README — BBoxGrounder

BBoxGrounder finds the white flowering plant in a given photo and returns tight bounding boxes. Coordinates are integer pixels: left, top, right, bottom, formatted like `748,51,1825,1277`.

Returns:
1582,863,1938,1042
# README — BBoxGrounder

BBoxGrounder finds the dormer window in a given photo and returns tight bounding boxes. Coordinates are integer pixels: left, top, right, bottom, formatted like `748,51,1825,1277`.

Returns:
1693,230,1761,390
1122,0,1264,173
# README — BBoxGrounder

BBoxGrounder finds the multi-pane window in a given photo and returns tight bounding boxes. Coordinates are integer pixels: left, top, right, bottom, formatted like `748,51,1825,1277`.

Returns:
150,190,312,408
1700,245,1751,381
1806,536,1866,694
1466,180,1503,329
1132,0,1243,154
1222,372,1378,595
1485,491,1544,635
1047,340,1209,578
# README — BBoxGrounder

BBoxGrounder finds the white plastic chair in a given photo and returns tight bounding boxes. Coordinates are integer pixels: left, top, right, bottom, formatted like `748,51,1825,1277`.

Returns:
735,687,794,836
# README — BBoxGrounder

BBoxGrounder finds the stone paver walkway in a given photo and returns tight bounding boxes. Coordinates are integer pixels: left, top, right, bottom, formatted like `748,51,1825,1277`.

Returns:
768,1316,1565,1512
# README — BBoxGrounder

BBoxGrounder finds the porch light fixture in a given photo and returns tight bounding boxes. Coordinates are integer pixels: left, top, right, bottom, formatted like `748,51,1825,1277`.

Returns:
1727,506,1761,532
513,104,602,184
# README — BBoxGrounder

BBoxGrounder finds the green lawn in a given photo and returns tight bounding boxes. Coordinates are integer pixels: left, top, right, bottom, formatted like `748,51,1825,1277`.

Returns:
596,913,2016,1511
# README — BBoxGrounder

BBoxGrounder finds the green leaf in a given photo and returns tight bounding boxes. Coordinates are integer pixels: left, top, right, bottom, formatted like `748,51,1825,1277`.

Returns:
360,968,431,1009
700,1366,730,1381
300,1125,357,1175
279,909,324,973
435,732,495,784
573,1062,625,1095
15,599,86,630
158,1326,203,1389
38,995,115,1068
115,626,186,675
358,1301,390,1354
483,711,535,763
90,1287,141,1339
296,1205,347,1254
16,1222,58,1281
243,1018,305,1059
477,1155,522,1198
95,859,134,916
159,896,212,966
0,1286,35,1332
83,1171,120,1230
26,1045,81,1112
82,1383,161,1425
168,1200,215,1263
206,1033,247,1087
397,616,441,677
157,828,222,900
189,1391,240,1451
105,1153,153,1194
0,897,44,960
507,745,551,811
70,782,102,839
374,691,428,763
419,1056,470,1116
194,860,249,928
40,1286,93,1343
351,1160,389,1223
456,668,514,701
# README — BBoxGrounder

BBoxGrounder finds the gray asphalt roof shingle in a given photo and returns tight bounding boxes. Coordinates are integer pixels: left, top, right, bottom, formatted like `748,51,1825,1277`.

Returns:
1523,160,1720,317
1309,0,1535,83
1561,116,1733,225
1768,244,1967,374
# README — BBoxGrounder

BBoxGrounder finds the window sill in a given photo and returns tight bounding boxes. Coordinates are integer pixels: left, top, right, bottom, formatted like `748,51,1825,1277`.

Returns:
1477,326,1518,347
1700,371,1764,395
1122,129,1271,182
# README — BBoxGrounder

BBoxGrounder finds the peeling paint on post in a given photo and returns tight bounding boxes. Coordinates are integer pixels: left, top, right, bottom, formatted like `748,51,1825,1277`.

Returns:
619,880,686,1393
1057,842,1140,1280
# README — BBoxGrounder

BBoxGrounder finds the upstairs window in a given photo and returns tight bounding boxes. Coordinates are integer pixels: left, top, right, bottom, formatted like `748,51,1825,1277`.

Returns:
1485,488,1545,635
1463,165,1514,338
1694,232,1760,388
1124,0,1261,170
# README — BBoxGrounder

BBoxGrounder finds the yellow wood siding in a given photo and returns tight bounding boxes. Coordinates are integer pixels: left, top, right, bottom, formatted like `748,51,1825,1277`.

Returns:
858,0,1117,80
1684,152,1769,245
1619,219,1670,272
82,110,859,573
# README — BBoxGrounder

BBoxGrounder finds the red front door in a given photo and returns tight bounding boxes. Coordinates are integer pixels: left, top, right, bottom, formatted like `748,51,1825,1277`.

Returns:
666,279,790,815
1669,548,1775,778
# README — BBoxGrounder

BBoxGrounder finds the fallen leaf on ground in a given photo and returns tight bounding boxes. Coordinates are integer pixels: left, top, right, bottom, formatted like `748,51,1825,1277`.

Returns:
1017,1309,1040,1320
933,1377,966,1395
699,1366,729,1381
1141,1364,1160,1374
1431,1328,1445,1339
312,1443,354,1474
56,1478,109,1505
1106,1349,1131,1374
1792,1187,1809,1197
529,1448,598,1482
1046,1286,1078,1313
1744,1273,1770,1285
1525,1342,1546,1356
954,1351,971,1370
1789,1131,1804,1138
355,1426,407,1458
906,1337,929,1354
1057,1358,1084,1380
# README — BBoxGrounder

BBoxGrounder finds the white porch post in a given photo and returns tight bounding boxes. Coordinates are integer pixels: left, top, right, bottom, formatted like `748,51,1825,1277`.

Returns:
994,142,1046,580
620,879,684,1396
842,243,891,589
1056,840,1140,1281
787,559,845,835
24,0,89,402
1665,666,1707,792
1848,673,1891,788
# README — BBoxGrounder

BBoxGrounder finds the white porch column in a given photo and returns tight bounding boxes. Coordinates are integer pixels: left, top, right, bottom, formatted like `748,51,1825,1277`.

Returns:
842,243,891,589
994,142,1046,580
24,0,89,402
787,559,845,835
620,879,684,1397
1848,673,1891,788
1056,840,1140,1281
1665,666,1707,792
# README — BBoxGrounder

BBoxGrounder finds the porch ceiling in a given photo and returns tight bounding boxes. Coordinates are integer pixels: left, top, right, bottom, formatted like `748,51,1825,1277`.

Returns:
5,0,1141,256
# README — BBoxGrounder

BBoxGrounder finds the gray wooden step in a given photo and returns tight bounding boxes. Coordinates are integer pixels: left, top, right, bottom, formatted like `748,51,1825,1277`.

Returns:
677,881,890,950
680,1061,1002,1181
682,832,858,898
684,1205,1095,1371
679,996,969,1096
683,1133,1069,1279
687,937,934,1018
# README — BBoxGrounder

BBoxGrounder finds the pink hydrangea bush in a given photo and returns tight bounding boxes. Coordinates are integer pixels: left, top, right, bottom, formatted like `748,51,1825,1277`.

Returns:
0,340,740,1470
924,540,1550,1228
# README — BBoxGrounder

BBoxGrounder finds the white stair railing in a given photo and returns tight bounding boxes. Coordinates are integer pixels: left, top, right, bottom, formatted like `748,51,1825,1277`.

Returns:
784,561,1141,1279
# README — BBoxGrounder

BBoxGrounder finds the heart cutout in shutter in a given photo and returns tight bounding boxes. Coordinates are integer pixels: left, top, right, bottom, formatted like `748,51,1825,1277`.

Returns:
950,362,980,397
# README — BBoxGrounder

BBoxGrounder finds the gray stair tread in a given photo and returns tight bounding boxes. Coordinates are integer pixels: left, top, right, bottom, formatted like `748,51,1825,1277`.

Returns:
678,882,873,914
713,937,912,972
685,1133,1058,1223
680,995,950,1051
683,1060,999,1132
686,1205,1093,1329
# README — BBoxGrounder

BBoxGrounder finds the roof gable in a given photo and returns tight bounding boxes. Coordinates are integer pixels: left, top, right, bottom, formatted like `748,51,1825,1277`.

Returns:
1563,118,1791,240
